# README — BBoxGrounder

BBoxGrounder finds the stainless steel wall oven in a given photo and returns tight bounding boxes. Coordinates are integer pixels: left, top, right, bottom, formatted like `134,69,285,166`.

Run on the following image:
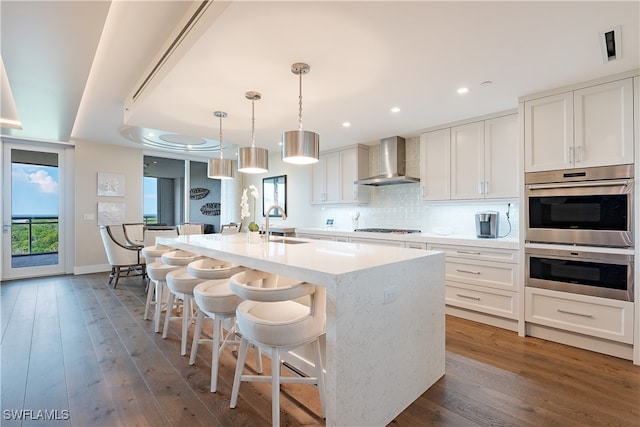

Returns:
525,164,633,248
525,247,633,301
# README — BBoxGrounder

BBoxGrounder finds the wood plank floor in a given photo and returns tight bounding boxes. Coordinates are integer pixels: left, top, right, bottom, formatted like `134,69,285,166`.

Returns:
1,273,639,427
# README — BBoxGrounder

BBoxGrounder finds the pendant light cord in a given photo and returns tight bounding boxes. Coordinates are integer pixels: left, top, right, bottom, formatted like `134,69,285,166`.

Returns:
251,99,256,147
218,115,224,160
298,71,303,131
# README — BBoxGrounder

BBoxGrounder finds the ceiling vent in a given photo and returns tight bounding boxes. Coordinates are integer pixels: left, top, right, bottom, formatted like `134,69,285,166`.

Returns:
599,25,622,63
124,1,229,119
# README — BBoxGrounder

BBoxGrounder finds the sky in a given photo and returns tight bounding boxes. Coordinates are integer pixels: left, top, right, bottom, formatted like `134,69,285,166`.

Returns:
11,163,58,216
143,177,157,216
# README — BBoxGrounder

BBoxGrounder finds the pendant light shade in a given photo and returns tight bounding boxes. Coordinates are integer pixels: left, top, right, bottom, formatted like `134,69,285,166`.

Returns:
238,91,268,174
282,130,319,165
208,111,235,179
282,62,319,165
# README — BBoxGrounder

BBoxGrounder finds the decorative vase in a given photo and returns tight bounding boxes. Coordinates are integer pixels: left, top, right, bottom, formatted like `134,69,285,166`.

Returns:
249,231,262,244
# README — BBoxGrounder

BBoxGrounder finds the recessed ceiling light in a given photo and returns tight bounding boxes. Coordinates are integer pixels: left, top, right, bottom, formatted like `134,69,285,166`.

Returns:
390,107,400,113
457,87,469,94
148,132,155,137
342,122,351,128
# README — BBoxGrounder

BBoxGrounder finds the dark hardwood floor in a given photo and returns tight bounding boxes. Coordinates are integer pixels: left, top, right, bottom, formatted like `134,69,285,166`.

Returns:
1,273,639,426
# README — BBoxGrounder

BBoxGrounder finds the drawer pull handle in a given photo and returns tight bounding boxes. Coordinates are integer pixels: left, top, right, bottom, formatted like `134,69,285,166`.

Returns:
456,250,481,255
557,309,593,318
456,293,481,301
456,269,480,275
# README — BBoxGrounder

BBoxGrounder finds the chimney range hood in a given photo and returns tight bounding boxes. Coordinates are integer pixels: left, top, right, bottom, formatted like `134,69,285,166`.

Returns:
354,136,420,186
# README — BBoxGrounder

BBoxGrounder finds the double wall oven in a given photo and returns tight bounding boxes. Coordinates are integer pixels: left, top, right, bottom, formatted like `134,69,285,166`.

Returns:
525,164,634,301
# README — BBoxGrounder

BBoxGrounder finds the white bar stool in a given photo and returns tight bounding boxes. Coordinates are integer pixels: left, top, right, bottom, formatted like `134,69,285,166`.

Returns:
228,270,326,426
145,261,181,332
141,244,173,321
163,268,204,355
188,258,262,392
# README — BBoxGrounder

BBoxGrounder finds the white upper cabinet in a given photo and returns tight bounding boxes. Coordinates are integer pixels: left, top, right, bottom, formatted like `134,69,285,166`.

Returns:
451,121,485,199
419,128,450,201
483,115,519,199
524,78,633,172
311,145,369,205
421,113,518,201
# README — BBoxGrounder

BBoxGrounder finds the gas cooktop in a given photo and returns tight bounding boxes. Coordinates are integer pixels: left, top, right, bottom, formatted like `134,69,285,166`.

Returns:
355,228,421,234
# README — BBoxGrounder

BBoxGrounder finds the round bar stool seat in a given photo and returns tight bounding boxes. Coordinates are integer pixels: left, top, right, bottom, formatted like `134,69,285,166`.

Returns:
164,268,204,356
141,244,173,263
161,250,199,266
146,261,181,332
187,258,243,280
141,245,174,321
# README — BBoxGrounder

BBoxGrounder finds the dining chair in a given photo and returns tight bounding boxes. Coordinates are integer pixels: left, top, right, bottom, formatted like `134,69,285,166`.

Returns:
122,223,145,247
99,225,146,288
178,223,204,235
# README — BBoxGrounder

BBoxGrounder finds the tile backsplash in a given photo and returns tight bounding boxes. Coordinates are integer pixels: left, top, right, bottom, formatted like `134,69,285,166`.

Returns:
319,184,519,238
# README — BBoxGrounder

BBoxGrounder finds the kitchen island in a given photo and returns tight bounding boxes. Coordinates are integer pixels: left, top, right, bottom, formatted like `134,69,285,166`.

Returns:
157,233,445,426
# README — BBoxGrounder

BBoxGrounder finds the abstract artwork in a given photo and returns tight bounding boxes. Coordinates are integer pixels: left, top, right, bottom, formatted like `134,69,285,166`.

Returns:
98,202,126,225
97,172,125,197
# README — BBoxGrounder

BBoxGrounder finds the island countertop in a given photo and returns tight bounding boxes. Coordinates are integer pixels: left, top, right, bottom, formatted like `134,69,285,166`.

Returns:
157,233,446,426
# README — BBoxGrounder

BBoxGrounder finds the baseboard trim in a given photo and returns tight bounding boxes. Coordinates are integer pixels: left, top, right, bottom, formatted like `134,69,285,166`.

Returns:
74,264,110,275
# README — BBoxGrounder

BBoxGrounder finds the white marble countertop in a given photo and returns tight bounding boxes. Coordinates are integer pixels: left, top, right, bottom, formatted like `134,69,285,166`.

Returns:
295,227,520,250
158,233,438,283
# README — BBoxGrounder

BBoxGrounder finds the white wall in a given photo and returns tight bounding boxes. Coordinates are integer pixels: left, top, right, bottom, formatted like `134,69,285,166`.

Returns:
74,140,143,273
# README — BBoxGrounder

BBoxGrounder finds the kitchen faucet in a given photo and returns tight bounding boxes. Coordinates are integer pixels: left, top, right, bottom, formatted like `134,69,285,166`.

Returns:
265,205,286,240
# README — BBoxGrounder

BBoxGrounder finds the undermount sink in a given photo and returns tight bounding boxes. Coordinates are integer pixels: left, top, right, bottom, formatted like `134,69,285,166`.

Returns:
269,238,308,245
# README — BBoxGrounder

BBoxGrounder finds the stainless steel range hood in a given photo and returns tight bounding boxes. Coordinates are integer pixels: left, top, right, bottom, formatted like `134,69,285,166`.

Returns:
354,136,420,186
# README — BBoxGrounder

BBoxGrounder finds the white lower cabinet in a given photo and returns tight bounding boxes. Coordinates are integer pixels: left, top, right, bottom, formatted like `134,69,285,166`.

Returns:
429,243,519,321
525,287,634,344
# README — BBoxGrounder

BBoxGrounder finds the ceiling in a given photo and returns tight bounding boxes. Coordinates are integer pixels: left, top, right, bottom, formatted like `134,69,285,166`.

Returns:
2,1,639,160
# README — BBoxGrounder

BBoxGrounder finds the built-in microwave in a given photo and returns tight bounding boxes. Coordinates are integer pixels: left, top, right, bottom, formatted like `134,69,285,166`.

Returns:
525,247,634,301
525,164,633,248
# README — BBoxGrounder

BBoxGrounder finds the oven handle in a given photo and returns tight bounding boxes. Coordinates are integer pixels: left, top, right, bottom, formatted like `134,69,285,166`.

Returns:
527,179,631,191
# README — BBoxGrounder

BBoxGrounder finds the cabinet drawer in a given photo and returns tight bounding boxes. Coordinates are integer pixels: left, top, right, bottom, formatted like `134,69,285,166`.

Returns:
348,237,405,247
446,284,518,319
429,244,517,263
405,241,427,250
446,259,519,291
525,288,634,344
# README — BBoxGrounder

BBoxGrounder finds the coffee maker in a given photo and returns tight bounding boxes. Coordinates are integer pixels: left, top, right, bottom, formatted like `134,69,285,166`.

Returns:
475,211,499,238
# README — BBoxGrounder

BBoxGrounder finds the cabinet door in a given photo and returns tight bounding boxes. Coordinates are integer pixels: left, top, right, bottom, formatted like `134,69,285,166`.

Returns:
484,114,518,199
311,155,326,204
419,128,450,201
324,151,341,203
340,148,363,203
451,121,484,200
573,78,634,168
524,92,573,172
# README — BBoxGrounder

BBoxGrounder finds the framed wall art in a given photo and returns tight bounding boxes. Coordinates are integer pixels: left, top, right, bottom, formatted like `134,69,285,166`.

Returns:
98,202,126,226
98,172,125,197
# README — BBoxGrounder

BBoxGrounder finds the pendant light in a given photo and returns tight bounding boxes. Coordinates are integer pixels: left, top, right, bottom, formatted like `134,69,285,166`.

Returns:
237,91,268,174
282,62,319,165
207,111,234,179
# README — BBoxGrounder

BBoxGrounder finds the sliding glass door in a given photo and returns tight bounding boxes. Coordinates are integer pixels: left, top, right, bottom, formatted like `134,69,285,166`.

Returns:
2,143,67,279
